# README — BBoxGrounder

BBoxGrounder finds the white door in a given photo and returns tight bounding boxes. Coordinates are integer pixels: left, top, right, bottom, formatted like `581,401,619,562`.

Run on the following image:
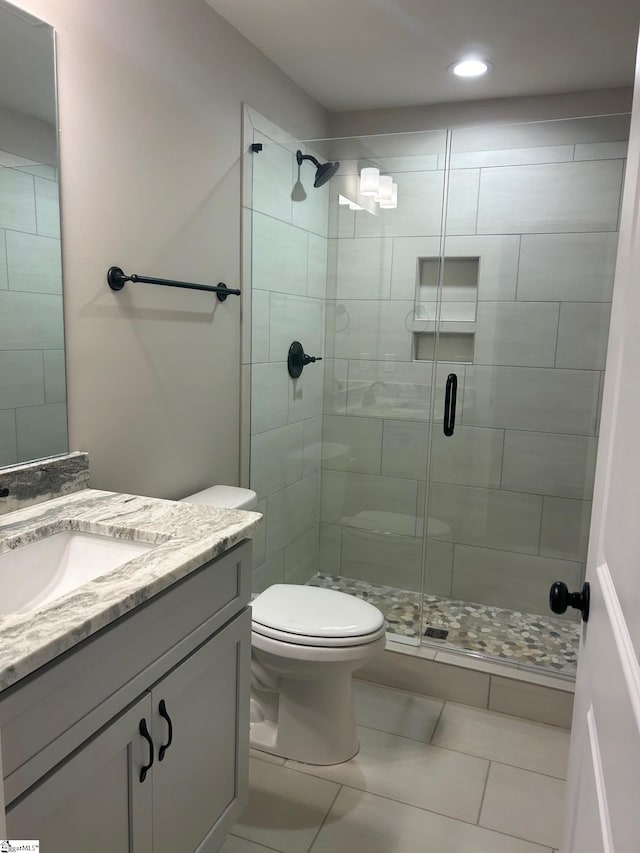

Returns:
562,37,640,853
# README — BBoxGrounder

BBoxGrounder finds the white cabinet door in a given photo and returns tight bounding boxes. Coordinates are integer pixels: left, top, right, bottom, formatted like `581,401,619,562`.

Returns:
5,695,154,853
563,33,640,853
152,608,251,853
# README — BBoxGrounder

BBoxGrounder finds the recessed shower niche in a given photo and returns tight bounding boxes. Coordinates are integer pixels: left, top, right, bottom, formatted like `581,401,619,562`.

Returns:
413,257,479,363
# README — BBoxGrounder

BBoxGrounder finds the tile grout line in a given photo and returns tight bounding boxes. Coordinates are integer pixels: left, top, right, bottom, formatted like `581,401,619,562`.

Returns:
227,831,286,853
475,759,492,825
306,783,343,853
429,698,447,744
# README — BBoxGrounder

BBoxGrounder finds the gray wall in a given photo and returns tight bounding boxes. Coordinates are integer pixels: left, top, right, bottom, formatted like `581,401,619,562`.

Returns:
329,87,633,138
10,0,328,497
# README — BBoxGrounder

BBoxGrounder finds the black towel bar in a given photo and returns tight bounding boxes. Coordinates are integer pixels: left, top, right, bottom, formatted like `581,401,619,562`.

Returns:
107,266,240,302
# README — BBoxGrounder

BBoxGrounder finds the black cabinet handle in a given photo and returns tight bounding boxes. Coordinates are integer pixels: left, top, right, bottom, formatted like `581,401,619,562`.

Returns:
139,718,154,782
549,581,590,622
158,699,174,761
443,373,458,437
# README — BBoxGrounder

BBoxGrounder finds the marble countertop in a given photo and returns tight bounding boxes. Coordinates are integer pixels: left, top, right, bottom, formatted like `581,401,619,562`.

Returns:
0,489,261,691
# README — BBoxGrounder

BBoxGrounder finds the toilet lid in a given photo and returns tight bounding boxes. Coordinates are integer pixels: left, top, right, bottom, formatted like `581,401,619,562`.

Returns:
251,584,385,641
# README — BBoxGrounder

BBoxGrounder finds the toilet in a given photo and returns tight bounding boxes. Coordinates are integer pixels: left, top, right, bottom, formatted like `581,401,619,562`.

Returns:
181,485,386,766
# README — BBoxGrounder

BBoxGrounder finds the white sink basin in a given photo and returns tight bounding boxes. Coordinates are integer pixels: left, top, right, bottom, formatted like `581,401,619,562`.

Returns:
0,531,155,616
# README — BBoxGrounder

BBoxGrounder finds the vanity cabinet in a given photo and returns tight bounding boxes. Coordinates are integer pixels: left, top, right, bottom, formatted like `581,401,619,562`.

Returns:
0,540,252,853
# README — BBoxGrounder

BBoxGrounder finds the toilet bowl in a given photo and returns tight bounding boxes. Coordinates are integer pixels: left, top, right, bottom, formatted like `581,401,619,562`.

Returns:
250,584,386,765
180,486,386,765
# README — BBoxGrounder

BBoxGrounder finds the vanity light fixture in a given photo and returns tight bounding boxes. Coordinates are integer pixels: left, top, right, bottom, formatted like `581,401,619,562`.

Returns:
359,167,380,196
379,182,398,209
449,58,492,77
374,175,394,204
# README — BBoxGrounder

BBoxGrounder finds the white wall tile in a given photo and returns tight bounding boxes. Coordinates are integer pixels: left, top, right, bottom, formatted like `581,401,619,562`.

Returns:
447,235,521,301
266,472,319,556
43,350,66,404
251,362,289,434
0,231,6,289
34,177,60,238
322,357,348,414
539,496,591,561
334,237,393,300
319,523,342,574
321,469,419,536
0,168,36,232
450,145,574,169
346,359,440,421
252,551,285,594
302,415,323,477
574,141,628,161
518,232,618,302
463,366,600,434
251,289,270,363
474,302,559,367
501,431,598,500
285,526,319,584
489,676,574,729
428,483,542,554
322,414,383,474
445,168,480,235
252,136,293,223
16,402,67,462
424,538,454,597
0,351,44,408
251,422,303,498
292,169,329,237
430,425,504,488
5,231,61,294
252,499,267,569
477,160,623,233
355,170,445,238
380,420,429,479
0,291,63,350
332,300,413,361
451,544,582,615
269,293,323,362
252,212,307,296
307,233,327,298
390,236,440,300
0,409,16,466
341,527,423,591
555,302,611,369
288,361,324,423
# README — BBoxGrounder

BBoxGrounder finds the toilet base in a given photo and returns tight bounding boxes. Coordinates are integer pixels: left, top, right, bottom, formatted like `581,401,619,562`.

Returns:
249,633,385,765
250,672,360,765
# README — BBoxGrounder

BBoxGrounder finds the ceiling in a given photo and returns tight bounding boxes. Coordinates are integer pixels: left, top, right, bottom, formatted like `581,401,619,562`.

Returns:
205,0,640,112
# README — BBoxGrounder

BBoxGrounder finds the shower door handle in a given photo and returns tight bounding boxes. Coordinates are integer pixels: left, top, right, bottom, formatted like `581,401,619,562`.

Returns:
443,373,457,437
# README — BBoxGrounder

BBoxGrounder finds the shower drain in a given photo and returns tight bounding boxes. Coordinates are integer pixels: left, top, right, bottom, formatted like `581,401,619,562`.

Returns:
424,626,449,640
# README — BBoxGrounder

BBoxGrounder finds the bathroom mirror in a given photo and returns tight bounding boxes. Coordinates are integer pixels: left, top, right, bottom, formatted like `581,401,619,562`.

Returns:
0,0,67,466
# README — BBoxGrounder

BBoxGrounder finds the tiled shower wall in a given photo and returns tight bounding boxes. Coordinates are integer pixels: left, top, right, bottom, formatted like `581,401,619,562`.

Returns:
245,110,328,592
0,154,66,465
320,117,627,617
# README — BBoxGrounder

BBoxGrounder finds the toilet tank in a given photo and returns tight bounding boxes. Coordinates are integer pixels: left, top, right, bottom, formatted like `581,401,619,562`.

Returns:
180,485,258,511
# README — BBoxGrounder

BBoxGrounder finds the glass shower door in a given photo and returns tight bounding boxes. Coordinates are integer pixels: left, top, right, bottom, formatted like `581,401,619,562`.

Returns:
420,114,628,674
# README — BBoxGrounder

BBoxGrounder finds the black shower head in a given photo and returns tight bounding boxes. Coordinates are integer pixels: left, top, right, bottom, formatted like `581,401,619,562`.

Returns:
296,150,340,187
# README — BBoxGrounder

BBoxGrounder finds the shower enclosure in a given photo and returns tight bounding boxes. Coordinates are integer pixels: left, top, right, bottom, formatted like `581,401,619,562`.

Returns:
244,108,628,678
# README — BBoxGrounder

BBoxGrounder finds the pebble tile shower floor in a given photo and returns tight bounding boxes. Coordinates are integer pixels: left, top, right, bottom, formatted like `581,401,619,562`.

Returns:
309,573,579,676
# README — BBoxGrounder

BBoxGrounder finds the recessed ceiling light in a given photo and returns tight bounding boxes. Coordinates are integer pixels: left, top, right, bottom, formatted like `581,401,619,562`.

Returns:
449,59,492,78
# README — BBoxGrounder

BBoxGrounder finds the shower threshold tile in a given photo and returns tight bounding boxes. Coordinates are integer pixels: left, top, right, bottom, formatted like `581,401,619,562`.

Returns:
308,573,578,676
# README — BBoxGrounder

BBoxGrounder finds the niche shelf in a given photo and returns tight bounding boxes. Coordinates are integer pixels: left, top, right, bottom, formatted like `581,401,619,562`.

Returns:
412,256,479,363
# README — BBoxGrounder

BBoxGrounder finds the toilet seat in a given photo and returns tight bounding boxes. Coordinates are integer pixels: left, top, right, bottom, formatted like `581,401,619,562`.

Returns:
251,584,386,647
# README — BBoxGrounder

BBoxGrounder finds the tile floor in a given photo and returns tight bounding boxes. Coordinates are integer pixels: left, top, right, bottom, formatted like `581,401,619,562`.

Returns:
310,572,579,675
222,680,568,853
